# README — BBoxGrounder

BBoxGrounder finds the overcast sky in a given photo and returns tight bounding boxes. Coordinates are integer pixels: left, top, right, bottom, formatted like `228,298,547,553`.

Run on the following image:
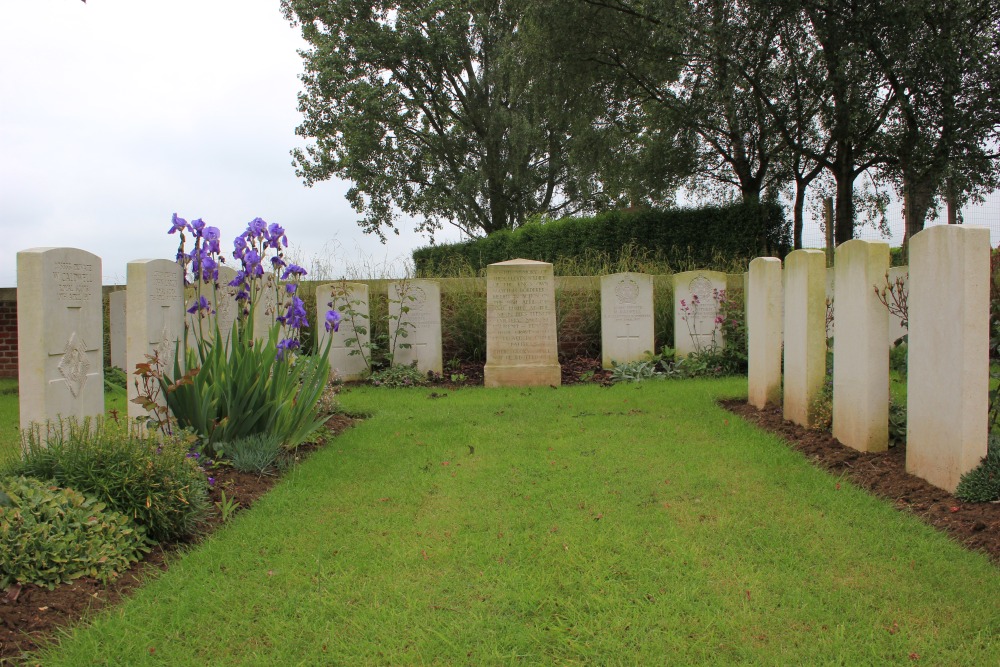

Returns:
0,0,462,288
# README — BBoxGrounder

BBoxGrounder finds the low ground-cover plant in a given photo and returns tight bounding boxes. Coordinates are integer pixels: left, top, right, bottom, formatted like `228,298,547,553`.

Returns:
225,433,285,475
8,417,210,543
367,362,428,388
0,476,148,589
956,433,1000,502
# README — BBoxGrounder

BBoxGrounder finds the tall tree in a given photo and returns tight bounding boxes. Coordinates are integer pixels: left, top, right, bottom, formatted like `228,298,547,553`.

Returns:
281,0,606,240
870,0,1000,243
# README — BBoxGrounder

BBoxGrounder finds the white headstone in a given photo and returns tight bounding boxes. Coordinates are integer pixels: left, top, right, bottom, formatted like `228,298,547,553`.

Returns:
252,273,280,343
782,249,827,427
484,259,561,387
316,282,370,381
126,259,185,421
747,257,783,409
389,279,442,374
600,272,654,368
832,240,890,452
907,226,990,492
17,248,104,432
672,270,727,357
109,289,126,371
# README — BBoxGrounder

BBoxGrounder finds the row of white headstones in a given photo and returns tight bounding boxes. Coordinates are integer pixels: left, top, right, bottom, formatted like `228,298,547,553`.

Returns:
18,232,983,495
747,225,991,494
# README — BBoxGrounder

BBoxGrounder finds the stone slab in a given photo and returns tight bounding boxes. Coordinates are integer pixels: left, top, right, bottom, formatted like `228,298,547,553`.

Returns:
782,249,827,427
126,259,185,421
389,279,442,374
832,240,890,452
17,248,104,432
747,257,782,408
672,270,727,357
317,282,370,381
601,272,654,368
907,226,989,492
484,259,560,387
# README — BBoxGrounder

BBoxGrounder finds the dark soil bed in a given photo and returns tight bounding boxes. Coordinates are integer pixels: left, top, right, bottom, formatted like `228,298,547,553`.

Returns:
0,413,359,665
722,399,1000,564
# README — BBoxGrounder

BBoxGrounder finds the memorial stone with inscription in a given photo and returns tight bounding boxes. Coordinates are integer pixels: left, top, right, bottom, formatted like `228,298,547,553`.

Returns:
17,248,105,432
672,270,727,358
600,272,654,368
389,279,442,374
484,259,560,387
126,259,185,421
316,282,370,381
109,289,126,371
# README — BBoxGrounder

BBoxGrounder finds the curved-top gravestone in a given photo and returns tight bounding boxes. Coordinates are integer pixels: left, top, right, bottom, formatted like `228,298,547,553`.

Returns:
17,247,104,432
600,272,654,368
672,270,727,358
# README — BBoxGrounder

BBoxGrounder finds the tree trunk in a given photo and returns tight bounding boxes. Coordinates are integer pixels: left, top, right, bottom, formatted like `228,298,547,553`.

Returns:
793,181,806,250
833,149,855,245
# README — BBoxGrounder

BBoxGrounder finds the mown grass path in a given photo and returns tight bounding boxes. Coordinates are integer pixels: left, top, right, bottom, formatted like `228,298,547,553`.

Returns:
40,379,1000,665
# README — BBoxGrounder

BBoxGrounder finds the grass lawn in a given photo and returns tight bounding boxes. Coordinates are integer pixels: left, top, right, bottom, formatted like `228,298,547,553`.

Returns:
24,378,1000,665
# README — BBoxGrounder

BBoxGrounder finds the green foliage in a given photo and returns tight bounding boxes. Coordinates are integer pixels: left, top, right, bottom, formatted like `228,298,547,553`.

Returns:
368,363,428,388
955,434,1000,503
226,433,285,475
103,366,128,391
282,0,606,239
440,280,488,363
0,476,149,589
9,417,210,543
888,397,907,447
889,342,908,376
413,203,788,275
167,321,333,452
609,359,665,384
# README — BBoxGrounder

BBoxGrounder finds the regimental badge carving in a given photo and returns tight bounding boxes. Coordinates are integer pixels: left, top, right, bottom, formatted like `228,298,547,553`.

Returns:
155,324,175,368
58,332,91,398
615,279,640,304
407,285,427,308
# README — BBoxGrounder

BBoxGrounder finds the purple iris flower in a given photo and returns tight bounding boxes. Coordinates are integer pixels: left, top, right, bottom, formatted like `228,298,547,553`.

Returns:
266,222,287,248
247,217,267,237
275,337,301,360
271,255,287,270
190,218,206,238
229,270,247,288
233,236,247,260
169,213,189,234
285,283,298,295
187,295,211,315
325,309,341,333
283,296,308,330
281,264,307,280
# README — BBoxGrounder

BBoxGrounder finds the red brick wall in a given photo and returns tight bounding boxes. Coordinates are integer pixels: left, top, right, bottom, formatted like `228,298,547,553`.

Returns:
0,299,16,379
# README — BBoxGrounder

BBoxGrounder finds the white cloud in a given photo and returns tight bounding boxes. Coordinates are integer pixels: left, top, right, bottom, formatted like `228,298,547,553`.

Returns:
0,0,460,287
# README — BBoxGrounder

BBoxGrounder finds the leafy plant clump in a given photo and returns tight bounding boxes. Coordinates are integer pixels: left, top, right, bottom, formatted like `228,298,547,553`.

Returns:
368,363,429,388
609,359,665,384
158,215,337,452
955,434,1000,502
9,417,211,543
226,433,285,475
0,476,149,589
103,366,128,391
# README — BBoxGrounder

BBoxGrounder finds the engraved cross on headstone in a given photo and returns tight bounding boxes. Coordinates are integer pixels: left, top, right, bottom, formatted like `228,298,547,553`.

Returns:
616,322,641,361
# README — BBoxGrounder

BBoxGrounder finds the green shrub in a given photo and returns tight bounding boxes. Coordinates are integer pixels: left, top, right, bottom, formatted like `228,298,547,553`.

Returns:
368,363,429,388
226,433,285,475
609,359,665,383
9,417,210,543
104,366,128,391
955,434,1000,502
413,202,788,275
0,476,149,589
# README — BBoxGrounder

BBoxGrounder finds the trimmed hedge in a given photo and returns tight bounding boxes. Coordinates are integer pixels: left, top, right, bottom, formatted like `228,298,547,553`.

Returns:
413,202,789,275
